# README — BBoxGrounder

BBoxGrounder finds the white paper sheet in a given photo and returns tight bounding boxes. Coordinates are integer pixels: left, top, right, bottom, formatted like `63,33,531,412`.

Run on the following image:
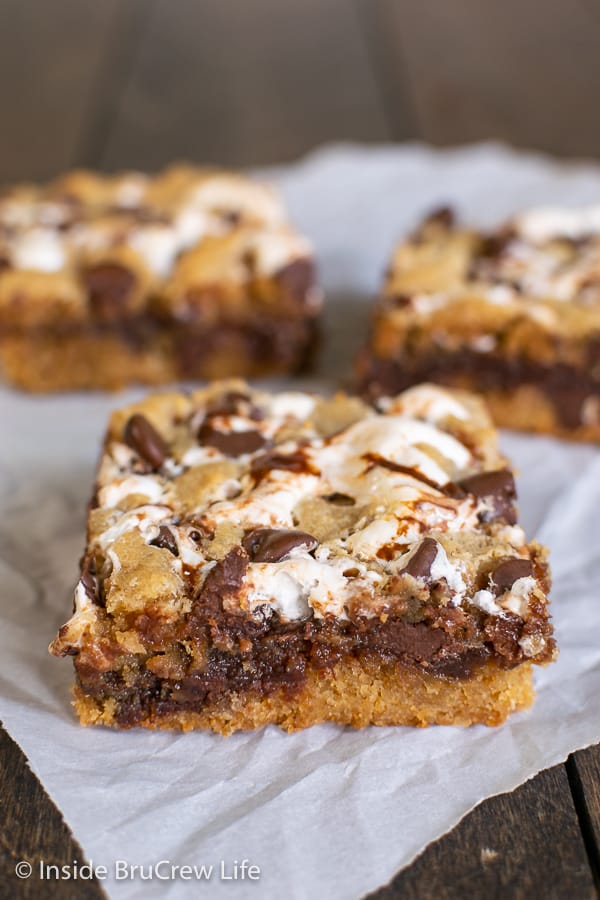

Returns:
1,143,600,899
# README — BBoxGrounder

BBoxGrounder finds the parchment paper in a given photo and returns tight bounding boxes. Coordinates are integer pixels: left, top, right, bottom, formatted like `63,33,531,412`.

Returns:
1,143,600,898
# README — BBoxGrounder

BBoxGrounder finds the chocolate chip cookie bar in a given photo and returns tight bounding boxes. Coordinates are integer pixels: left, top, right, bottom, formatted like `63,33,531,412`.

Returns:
50,381,555,733
358,206,600,440
0,166,320,391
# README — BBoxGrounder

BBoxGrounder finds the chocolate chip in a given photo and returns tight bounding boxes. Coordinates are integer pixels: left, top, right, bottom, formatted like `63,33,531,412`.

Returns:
242,528,318,563
0,256,11,273
222,210,241,226
205,391,250,417
429,647,489,678
489,558,533,596
478,230,515,259
150,525,179,557
251,449,316,483
399,537,439,581
84,262,136,320
423,206,455,229
384,294,412,310
124,413,168,470
205,391,264,421
80,556,97,602
197,422,267,456
458,469,517,524
192,546,249,617
274,258,315,303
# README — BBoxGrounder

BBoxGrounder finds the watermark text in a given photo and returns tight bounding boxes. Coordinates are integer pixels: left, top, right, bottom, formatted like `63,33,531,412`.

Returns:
15,858,261,883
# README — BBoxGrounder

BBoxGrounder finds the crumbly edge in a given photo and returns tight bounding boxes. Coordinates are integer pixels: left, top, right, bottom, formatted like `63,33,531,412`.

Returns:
72,658,535,734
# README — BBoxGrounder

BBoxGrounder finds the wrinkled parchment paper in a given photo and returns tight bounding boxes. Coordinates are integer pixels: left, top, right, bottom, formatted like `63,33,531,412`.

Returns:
1,143,600,899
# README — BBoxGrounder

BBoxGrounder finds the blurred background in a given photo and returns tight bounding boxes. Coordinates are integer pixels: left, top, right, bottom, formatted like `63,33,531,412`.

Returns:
2,0,600,182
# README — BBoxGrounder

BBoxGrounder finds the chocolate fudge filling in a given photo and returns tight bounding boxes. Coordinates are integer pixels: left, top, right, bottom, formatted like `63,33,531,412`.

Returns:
174,317,319,377
0,314,318,376
361,349,600,428
83,263,138,322
70,526,552,727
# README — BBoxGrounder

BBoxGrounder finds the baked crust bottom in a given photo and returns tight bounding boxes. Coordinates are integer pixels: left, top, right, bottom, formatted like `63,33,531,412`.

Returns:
0,321,317,391
72,659,535,736
1,333,171,392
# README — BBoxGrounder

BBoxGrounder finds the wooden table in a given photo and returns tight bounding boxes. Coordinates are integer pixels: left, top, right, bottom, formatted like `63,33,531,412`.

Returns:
1,724,598,898
5,0,600,182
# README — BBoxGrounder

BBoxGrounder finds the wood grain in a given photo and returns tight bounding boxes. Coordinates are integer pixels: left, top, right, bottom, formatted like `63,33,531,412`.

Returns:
3,0,600,177
569,745,600,889
75,0,157,171
0,723,104,899
369,764,597,899
99,0,394,170
369,0,600,158
0,1,122,181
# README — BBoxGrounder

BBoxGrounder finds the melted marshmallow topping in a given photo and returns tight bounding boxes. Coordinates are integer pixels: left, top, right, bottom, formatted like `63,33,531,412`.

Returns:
389,204,600,317
0,166,312,282
54,382,549,665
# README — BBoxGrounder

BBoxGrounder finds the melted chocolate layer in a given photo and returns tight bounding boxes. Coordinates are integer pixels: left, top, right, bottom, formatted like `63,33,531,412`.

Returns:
361,349,600,428
2,315,318,376
73,548,554,727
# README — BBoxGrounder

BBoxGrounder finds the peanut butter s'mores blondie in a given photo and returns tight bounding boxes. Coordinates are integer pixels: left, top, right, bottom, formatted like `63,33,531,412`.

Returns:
0,166,320,391
359,206,600,440
50,381,555,733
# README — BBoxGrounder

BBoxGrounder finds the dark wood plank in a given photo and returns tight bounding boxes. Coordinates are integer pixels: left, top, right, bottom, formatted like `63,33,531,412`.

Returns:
0,723,105,899
2,722,596,900
100,0,395,170
354,0,418,141
0,1,124,182
369,0,600,158
75,0,157,171
568,746,600,888
369,764,597,899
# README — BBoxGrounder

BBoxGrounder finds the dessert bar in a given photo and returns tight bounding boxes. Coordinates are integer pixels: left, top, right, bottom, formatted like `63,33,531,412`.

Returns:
358,206,600,440
50,380,555,733
0,166,321,391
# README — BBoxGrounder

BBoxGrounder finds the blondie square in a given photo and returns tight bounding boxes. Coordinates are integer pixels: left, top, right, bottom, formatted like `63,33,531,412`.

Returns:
0,166,321,391
358,206,600,440
50,380,555,733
